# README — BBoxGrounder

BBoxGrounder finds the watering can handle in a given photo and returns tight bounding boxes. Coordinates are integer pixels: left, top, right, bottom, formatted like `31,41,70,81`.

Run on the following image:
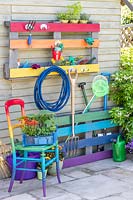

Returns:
116,135,123,143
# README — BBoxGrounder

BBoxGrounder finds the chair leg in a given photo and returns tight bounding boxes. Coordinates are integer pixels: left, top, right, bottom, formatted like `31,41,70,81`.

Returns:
41,153,46,197
56,160,61,184
8,167,16,192
55,145,61,184
42,172,46,197
19,151,28,184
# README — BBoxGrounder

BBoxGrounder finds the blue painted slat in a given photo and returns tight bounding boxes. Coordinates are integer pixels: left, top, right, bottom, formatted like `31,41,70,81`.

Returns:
57,119,117,137
60,133,119,151
77,133,119,148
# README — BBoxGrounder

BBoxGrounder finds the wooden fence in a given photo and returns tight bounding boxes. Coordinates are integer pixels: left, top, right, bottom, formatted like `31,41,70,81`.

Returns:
121,24,133,48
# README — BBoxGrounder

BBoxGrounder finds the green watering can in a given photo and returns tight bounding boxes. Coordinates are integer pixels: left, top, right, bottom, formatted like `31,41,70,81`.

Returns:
112,135,126,162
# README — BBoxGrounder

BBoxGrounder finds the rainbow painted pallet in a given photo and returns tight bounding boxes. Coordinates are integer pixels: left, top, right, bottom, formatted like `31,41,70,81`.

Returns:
55,110,119,168
4,21,100,79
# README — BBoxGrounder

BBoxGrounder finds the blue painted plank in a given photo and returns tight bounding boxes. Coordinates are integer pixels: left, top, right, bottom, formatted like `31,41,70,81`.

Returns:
77,133,119,148
57,119,117,137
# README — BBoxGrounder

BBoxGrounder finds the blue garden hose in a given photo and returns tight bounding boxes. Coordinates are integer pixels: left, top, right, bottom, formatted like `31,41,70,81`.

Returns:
34,65,70,112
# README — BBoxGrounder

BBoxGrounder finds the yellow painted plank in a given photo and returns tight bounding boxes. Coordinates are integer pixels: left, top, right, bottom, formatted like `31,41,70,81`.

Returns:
10,64,99,78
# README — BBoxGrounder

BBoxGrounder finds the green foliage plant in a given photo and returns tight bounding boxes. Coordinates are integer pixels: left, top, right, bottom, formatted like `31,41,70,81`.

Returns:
121,0,133,24
67,2,82,21
80,13,89,20
56,2,82,22
19,110,56,137
109,48,133,142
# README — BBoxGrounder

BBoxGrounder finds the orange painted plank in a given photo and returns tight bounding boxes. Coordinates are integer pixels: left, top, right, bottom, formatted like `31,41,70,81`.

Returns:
10,39,100,49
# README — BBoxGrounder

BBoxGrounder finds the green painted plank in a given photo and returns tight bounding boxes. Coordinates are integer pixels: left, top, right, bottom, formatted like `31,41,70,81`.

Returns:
55,111,110,126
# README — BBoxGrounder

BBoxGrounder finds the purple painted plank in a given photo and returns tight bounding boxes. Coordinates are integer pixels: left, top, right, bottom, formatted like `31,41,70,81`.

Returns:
63,150,112,168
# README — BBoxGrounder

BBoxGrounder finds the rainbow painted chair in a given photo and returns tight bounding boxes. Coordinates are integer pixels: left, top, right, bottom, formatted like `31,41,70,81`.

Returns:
5,98,61,197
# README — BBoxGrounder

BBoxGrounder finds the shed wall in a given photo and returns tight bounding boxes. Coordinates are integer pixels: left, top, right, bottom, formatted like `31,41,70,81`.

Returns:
0,0,121,144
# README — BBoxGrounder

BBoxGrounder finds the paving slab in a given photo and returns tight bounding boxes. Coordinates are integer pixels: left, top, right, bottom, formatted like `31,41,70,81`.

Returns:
57,174,130,200
2,194,36,200
1,158,133,200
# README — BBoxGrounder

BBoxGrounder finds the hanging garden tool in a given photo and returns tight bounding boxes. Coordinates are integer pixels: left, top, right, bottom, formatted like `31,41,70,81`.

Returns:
65,69,79,157
84,37,94,45
83,75,109,113
78,82,88,106
25,20,36,46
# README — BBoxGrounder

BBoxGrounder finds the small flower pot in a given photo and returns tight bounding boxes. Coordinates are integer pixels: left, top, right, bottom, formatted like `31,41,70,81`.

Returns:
37,169,48,180
60,20,69,23
48,160,64,176
79,20,88,24
70,20,79,24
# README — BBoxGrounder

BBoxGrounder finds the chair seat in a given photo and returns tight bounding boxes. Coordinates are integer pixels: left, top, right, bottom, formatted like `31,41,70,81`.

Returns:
15,143,56,152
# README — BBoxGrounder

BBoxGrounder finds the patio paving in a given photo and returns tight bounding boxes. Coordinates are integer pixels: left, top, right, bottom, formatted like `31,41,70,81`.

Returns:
1,156,133,200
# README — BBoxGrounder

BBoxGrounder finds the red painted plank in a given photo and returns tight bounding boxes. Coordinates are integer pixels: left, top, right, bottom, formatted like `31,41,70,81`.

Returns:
10,22,100,32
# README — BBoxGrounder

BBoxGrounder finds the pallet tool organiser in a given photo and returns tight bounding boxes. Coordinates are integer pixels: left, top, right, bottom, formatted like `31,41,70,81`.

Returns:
4,21,100,79
4,21,119,167
55,111,119,168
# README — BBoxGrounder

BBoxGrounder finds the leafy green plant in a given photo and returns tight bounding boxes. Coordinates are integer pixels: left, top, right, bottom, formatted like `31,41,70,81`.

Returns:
80,13,89,21
19,111,56,136
109,48,133,142
57,12,70,21
67,2,82,20
56,2,82,22
121,0,133,24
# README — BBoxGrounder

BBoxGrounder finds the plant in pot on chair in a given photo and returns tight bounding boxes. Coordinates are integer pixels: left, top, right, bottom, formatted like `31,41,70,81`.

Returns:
19,111,57,146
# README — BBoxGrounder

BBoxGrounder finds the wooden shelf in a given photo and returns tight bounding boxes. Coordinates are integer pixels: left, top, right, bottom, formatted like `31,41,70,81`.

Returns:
10,39,99,49
4,21,100,79
4,64,99,79
8,22,100,33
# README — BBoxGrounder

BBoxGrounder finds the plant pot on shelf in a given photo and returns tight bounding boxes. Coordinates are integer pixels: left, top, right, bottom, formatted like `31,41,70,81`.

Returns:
48,159,64,176
70,20,79,24
60,20,69,23
79,20,88,24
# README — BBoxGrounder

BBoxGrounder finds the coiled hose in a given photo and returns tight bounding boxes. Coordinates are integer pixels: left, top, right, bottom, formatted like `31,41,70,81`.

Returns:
34,65,70,112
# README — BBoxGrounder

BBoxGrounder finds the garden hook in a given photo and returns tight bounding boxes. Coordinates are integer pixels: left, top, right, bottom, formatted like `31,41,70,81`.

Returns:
25,20,36,45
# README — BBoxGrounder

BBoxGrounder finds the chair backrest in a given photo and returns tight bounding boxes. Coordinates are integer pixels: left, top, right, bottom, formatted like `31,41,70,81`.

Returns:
5,99,26,148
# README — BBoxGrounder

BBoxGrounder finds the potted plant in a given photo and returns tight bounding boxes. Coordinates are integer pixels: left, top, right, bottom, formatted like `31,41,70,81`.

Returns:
56,2,82,24
19,111,57,146
68,2,82,23
56,12,70,23
109,48,133,143
46,145,64,176
80,13,90,24
36,162,48,180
